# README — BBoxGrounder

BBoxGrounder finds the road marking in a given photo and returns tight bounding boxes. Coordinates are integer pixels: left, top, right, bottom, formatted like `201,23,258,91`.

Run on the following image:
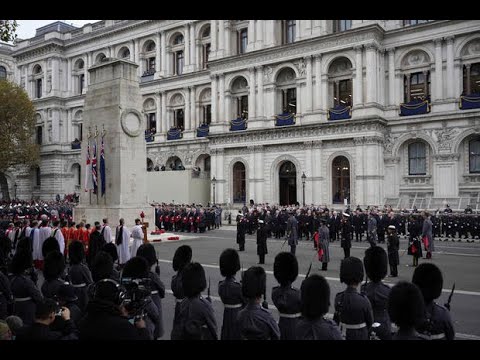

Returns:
163,289,480,340
158,259,480,296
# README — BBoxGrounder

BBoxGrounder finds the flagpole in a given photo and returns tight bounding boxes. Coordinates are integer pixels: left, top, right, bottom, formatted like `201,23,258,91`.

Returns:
95,126,99,205
87,127,92,206
102,124,107,206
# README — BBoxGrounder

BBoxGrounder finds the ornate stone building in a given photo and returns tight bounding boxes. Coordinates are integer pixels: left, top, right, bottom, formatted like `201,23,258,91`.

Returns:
1,20,480,209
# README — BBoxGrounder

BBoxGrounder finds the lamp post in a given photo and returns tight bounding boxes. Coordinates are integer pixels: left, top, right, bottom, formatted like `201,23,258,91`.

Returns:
301,172,306,206
14,183,18,199
212,176,217,205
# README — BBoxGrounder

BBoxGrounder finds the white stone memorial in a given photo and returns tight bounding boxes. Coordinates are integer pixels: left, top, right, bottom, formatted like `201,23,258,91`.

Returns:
74,58,155,229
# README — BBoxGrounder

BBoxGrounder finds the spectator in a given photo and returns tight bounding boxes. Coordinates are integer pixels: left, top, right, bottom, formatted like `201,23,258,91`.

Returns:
5,315,23,339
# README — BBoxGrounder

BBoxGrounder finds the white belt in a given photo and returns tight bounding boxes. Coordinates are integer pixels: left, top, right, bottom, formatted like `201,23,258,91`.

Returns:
340,322,367,336
151,290,158,295
176,298,185,303
72,283,86,288
279,312,301,318
418,333,446,340
224,303,243,309
133,238,143,241
14,297,32,302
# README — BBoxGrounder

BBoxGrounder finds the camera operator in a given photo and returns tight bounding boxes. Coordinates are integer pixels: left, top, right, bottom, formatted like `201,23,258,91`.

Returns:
15,298,78,340
120,257,159,340
78,277,150,340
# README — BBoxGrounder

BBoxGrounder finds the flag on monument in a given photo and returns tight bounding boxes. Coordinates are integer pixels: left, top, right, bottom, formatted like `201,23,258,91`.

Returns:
85,138,94,192
100,134,106,196
92,137,98,194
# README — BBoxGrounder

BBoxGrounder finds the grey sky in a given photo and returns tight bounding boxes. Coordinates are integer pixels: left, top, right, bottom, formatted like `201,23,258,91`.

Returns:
15,20,99,40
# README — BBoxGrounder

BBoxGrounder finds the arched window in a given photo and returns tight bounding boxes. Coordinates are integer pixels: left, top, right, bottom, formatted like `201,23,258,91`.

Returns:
33,65,42,74
174,109,184,129
147,158,154,172
282,20,296,44
174,34,184,45
145,41,156,52
36,78,42,98
333,20,352,33
233,162,246,203
79,74,85,94
463,63,480,95
332,156,350,204
328,57,353,107
279,161,297,206
95,53,106,63
470,139,480,173
120,48,130,59
36,167,41,186
237,28,248,54
36,126,43,145
169,32,185,76
72,163,81,187
231,77,249,119
0,66,6,80
201,25,211,69
276,67,297,114
408,142,427,175
404,71,431,102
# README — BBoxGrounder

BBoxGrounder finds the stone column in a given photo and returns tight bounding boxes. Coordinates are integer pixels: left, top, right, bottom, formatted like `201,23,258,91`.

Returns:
52,57,59,94
314,55,322,110
52,109,59,143
190,24,196,71
184,23,191,71
365,44,377,104
184,87,191,130
211,75,218,123
255,146,264,203
225,92,232,122
248,67,256,119
85,53,91,92
218,74,225,122
161,91,167,131
211,20,217,58
465,64,471,94
217,148,225,203
433,39,443,101
43,60,47,96
295,20,301,41
66,109,72,142
264,20,275,47
321,74,328,110
256,20,264,50
67,58,72,95
218,20,225,58
210,149,217,203
43,110,48,144
155,92,161,133
353,46,363,106
190,86,196,129
304,141,313,203
305,55,313,112
247,20,255,52
224,21,231,56
160,31,166,76
155,33,161,74
387,48,395,105
446,36,454,99
256,65,264,118
248,146,255,201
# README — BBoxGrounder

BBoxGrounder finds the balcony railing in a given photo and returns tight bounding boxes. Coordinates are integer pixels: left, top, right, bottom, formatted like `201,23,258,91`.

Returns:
71,141,81,150
459,93,480,110
145,130,155,142
230,117,247,131
328,105,352,120
399,98,430,116
275,112,295,126
196,123,209,137
167,127,183,140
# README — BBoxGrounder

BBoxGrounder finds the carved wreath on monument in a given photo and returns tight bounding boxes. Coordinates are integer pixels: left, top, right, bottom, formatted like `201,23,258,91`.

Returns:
120,109,144,137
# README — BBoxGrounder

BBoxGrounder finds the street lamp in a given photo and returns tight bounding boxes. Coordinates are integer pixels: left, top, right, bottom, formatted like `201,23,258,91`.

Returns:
301,172,306,206
212,176,217,205
14,183,18,199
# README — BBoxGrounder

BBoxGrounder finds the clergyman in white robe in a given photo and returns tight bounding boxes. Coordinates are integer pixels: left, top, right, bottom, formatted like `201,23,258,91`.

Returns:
130,224,144,257
115,224,131,265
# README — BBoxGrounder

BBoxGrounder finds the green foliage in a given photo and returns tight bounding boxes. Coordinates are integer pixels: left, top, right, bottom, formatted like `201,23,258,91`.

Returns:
0,20,18,43
0,80,39,172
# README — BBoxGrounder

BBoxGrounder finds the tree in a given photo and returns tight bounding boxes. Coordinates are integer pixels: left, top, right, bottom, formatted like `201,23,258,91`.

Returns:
0,80,39,173
0,20,18,43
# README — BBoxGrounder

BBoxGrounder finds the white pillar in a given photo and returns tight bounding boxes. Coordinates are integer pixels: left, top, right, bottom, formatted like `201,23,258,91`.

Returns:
248,147,255,201
295,20,301,41
43,110,48,144
248,67,256,119
85,53,91,92
160,31,166,76
155,93,161,133
66,109,71,142
265,20,275,47
161,91,167,131
314,55,321,110
190,24,196,71
247,20,255,52
395,70,403,104
433,39,443,101
365,44,377,104
224,21,231,56
225,93,232,121
305,55,313,112
211,20,217,57
184,24,191,71
321,75,328,110
378,49,385,106
67,58,72,95
155,33,161,74
52,57,59,93
217,149,225,203
43,61,47,96
446,36,454,99
256,20,264,50
255,146,263,203
218,74,225,122
218,20,225,57
52,109,59,143
190,86,196,129
388,48,395,105
305,142,313,203
184,87,191,130
211,75,218,123
256,65,264,117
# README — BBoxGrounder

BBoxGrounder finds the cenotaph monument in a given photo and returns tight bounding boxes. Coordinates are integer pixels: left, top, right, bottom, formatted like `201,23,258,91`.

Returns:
74,58,154,229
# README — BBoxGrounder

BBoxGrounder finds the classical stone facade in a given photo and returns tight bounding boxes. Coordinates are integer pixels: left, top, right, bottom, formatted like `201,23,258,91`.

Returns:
1,20,480,208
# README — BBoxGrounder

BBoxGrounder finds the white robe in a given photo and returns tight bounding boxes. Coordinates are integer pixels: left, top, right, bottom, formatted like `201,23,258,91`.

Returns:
130,225,144,257
32,227,41,260
102,225,112,243
25,226,32,238
37,226,52,260
115,225,131,264
52,227,65,254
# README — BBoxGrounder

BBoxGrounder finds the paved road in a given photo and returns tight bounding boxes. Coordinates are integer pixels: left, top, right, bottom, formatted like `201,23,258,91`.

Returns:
151,227,480,340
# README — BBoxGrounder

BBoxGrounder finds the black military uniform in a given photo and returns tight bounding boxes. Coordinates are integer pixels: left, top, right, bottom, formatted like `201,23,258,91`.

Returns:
236,213,246,252
170,245,192,339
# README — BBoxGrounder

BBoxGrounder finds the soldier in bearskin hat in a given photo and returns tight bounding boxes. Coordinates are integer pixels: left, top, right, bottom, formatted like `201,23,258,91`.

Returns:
296,274,342,340
67,241,93,313
361,246,392,340
172,262,217,340
170,245,192,338
272,252,301,340
218,248,244,340
333,257,373,340
41,250,67,299
412,263,455,340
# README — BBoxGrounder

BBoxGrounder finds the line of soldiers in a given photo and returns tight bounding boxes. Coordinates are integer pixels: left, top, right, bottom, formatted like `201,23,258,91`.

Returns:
153,203,223,234
0,200,74,225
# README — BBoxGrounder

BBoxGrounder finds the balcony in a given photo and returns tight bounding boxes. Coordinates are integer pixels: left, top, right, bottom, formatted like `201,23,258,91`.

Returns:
459,93,480,110
167,127,183,141
402,175,432,185
196,123,209,138
71,140,81,150
140,68,155,83
328,105,352,121
399,98,430,116
274,112,296,126
145,130,155,143
230,117,247,131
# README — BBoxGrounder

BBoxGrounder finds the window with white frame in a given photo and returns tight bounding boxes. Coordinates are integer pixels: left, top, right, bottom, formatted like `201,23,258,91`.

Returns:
333,20,352,33
283,20,296,44
408,142,427,175
463,63,480,95
404,71,431,102
238,28,248,54
470,138,480,174
0,66,6,80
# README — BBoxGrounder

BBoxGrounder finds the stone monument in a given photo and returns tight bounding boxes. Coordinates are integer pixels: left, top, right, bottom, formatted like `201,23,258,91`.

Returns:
74,58,154,229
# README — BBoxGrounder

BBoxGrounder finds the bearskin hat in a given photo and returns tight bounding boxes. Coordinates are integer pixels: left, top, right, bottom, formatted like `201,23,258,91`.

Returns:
412,263,443,303
172,245,192,272
91,251,114,282
219,248,240,277
241,266,266,299
11,249,33,275
339,256,364,285
363,246,388,282
102,243,119,263
43,251,65,281
136,243,157,268
300,274,330,319
68,241,85,265
42,237,60,258
182,262,207,298
273,252,298,286
388,281,425,329
122,256,149,279
15,236,31,253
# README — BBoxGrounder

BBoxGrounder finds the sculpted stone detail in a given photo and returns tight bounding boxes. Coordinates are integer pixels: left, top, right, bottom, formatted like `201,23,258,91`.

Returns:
465,39,480,56
403,50,429,67
171,93,185,106
433,153,461,162
264,66,273,82
201,88,211,101
435,128,459,151
384,156,401,164
383,132,400,154
294,58,306,76
47,75,52,93
143,98,155,111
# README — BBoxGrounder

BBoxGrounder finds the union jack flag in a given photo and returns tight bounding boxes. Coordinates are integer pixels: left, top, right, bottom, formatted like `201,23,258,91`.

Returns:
85,139,93,192
92,137,98,194
100,134,106,196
